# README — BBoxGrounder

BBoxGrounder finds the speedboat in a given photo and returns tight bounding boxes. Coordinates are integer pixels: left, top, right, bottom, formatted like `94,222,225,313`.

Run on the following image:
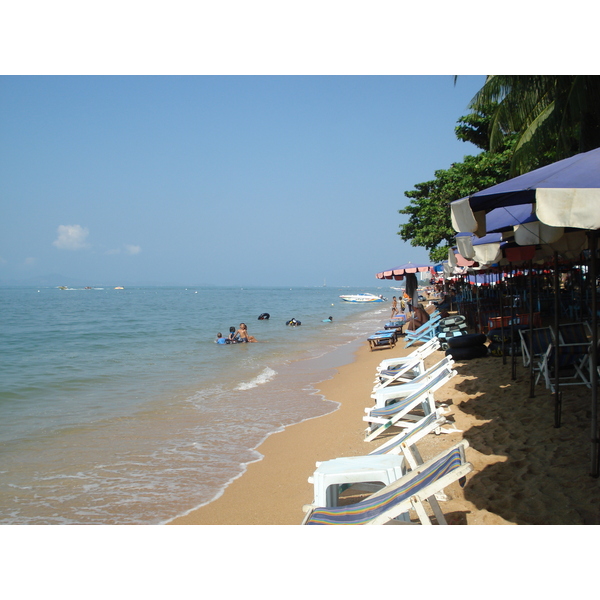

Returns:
339,293,387,303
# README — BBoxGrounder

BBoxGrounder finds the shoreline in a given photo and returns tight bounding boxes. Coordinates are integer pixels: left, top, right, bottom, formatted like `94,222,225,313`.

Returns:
171,326,600,525
170,338,467,525
170,341,378,525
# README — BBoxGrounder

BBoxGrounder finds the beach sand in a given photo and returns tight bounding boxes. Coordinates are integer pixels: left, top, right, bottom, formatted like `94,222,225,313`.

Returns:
171,336,600,526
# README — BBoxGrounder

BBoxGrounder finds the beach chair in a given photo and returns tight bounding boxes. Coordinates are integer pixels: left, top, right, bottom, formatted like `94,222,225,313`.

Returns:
368,410,461,501
301,441,472,525
364,363,456,442
538,340,592,393
404,314,442,348
305,412,459,518
367,331,396,351
375,338,441,373
373,339,443,393
559,322,593,373
558,322,592,345
371,356,454,408
368,411,459,460
519,326,554,374
372,356,426,392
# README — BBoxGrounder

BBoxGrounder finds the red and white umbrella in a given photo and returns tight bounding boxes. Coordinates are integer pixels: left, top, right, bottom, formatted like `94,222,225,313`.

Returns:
375,262,434,307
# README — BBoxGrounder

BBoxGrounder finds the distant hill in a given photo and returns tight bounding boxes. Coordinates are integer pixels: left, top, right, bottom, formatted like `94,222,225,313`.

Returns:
0,274,88,287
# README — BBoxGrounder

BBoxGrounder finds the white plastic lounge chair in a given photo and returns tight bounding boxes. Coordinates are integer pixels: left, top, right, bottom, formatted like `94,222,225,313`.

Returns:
371,356,455,408
375,337,441,376
404,314,442,348
364,363,456,442
373,356,427,391
368,411,458,461
304,412,459,518
301,441,472,525
369,411,460,503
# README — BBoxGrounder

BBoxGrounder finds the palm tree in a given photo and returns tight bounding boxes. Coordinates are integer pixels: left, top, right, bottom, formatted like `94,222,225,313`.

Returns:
468,76,600,175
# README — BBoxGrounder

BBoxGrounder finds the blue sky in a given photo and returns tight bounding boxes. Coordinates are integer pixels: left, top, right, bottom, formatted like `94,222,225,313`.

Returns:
0,75,487,287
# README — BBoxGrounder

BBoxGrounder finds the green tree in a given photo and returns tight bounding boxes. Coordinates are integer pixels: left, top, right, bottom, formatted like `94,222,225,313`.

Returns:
398,108,514,262
469,75,600,175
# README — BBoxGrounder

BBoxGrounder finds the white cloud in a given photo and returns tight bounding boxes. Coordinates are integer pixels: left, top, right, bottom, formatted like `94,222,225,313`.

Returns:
125,245,141,255
24,257,36,266
53,225,90,250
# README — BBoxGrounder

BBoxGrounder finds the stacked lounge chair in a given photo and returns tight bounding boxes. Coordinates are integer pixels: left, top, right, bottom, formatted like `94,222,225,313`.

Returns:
302,338,470,525
404,313,442,348
302,441,472,525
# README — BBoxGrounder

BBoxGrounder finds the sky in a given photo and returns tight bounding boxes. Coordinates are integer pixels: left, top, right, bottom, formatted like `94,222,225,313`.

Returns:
0,75,487,287
1,3,587,289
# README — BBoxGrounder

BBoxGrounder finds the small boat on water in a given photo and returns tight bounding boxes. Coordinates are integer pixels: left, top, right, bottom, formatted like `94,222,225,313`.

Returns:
339,293,387,303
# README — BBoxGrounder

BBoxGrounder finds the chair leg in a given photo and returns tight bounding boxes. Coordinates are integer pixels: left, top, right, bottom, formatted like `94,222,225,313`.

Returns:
411,497,433,525
427,495,448,525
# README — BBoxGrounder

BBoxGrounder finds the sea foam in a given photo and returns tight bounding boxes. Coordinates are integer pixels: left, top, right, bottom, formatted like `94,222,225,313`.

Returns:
235,367,278,390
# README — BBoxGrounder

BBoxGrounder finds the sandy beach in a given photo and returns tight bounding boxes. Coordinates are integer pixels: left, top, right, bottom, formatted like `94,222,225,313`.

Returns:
171,331,600,526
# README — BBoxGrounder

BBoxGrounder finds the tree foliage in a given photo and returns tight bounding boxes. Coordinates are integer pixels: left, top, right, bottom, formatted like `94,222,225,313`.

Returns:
398,76,600,263
398,107,514,262
469,75,600,175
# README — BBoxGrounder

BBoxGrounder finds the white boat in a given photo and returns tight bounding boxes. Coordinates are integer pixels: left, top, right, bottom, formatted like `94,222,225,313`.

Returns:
339,293,387,303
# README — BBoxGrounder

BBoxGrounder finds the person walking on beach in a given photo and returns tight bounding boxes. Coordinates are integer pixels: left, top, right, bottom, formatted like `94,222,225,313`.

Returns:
391,296,399,318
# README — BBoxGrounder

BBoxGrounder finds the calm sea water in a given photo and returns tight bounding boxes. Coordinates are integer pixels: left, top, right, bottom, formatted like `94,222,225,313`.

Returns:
0,285,396,524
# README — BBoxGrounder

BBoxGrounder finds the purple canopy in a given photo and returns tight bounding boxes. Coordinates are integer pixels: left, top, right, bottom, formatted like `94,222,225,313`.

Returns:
452,147,600,234
484,204,537,232
469,147,600,213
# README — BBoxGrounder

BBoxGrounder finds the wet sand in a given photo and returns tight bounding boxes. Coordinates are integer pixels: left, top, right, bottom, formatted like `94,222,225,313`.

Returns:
171,334,600,526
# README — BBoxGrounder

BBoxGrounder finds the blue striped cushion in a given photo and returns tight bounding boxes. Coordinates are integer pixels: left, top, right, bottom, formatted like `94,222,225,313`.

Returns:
305,447,463,524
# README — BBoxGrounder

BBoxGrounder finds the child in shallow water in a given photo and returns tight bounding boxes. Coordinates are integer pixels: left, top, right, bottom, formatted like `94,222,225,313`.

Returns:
235,323,258,342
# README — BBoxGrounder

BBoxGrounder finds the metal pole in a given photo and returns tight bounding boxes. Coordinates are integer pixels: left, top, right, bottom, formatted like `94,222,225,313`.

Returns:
554,251,562,428
589,231,599,477
499,272,506,366
510,263,517,380
529,260,535,398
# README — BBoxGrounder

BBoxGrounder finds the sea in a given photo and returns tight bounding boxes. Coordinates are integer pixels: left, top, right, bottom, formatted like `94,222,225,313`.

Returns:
0,285,399,525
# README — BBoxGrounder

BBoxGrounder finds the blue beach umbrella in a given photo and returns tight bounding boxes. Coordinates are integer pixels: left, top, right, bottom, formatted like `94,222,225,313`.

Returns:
450,147,600,476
